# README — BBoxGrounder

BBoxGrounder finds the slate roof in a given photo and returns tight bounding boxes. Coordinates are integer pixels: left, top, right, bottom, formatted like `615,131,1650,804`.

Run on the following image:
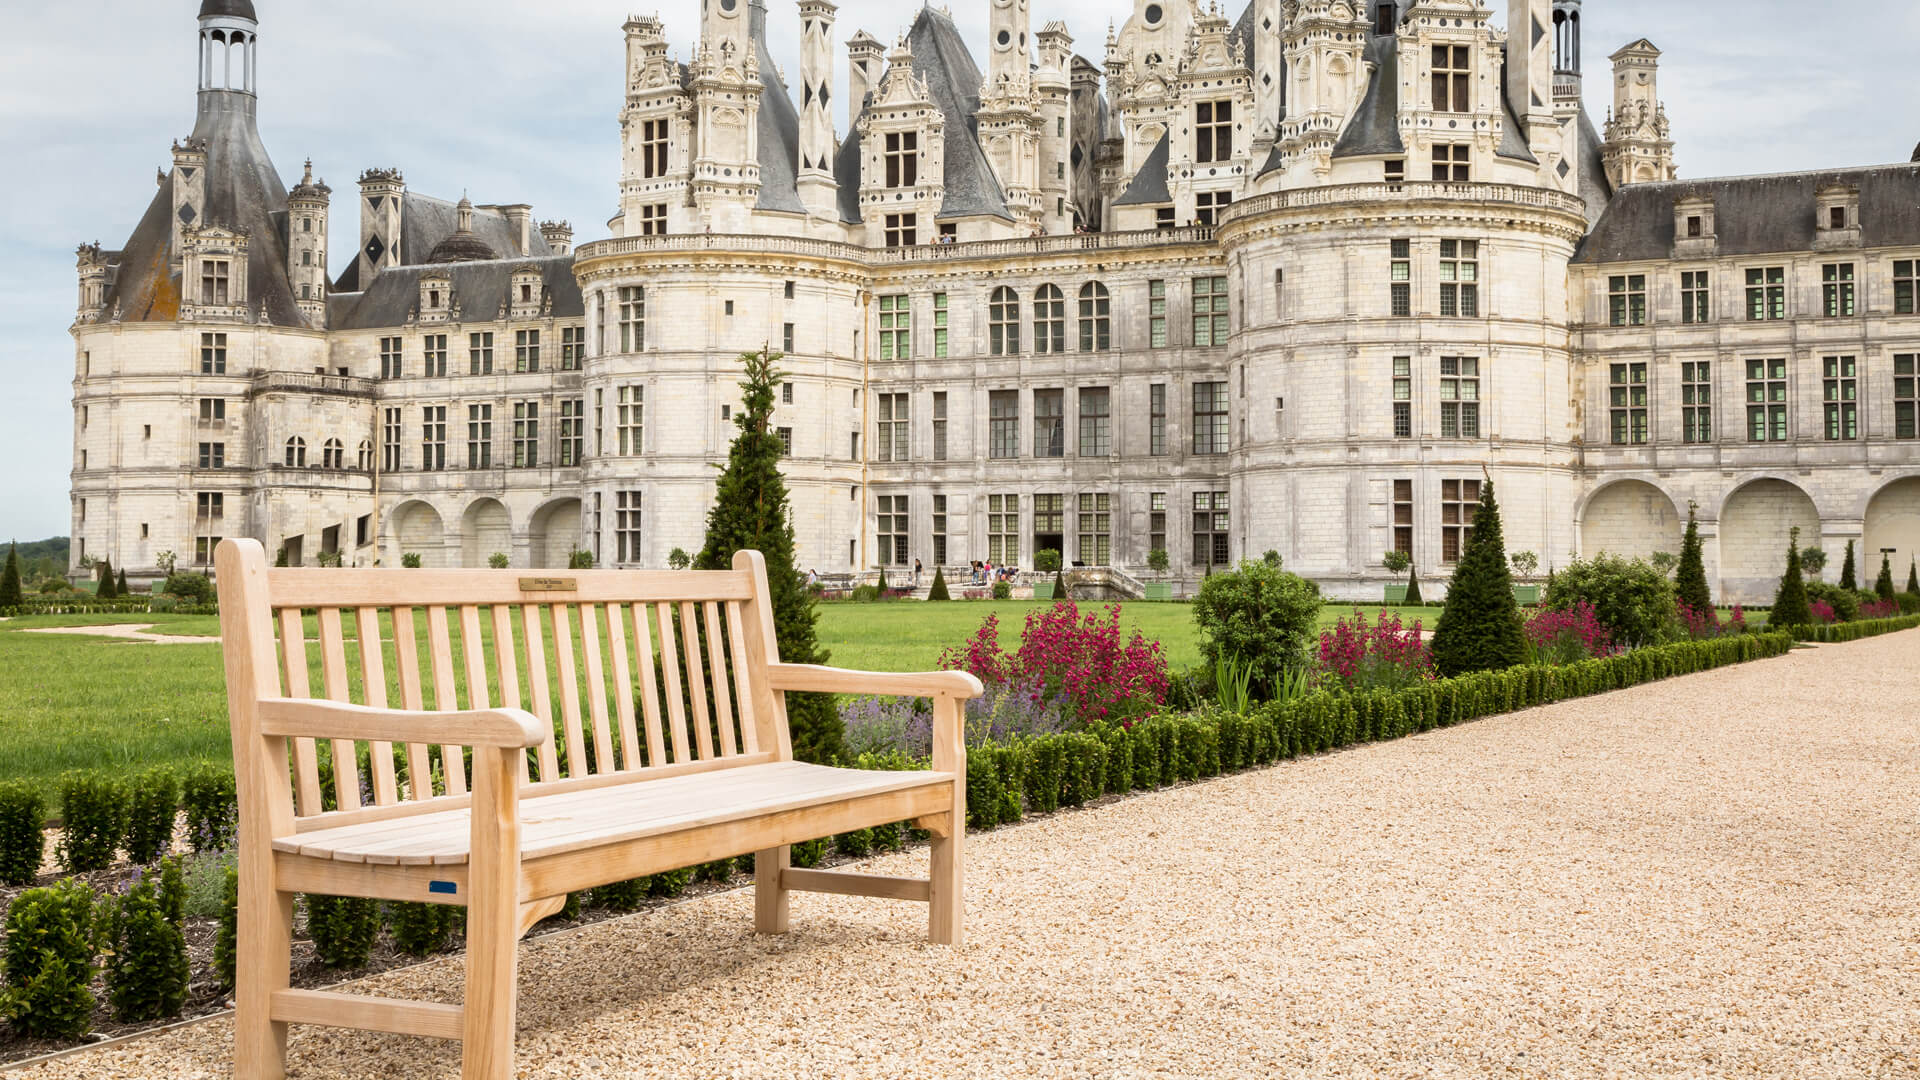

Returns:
1572,163,1920,264
199,0,256,19
327,255,585,330
1113,134,1172,206
749,0,806,214
1331,34,1403,159
1576,109,1613,220
1494,45,1538,164
398,194,551,268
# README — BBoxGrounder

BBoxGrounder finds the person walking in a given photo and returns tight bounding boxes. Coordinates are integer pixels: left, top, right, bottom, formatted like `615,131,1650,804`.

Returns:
914,558,923,587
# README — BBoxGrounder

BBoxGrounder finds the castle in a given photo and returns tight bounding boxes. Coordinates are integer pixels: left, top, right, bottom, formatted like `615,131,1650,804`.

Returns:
68,0,1920,602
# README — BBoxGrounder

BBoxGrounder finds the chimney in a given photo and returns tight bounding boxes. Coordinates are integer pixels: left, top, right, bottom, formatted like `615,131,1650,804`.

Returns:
847,31,884,117
539,220,574,256
497,205,533,256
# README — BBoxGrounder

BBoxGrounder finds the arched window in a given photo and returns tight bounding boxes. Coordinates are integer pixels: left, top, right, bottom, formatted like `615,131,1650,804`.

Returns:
1078,282,1111,352
989,287,1021,356
284,436,306,468
358,439,374,471
322,438,345,470
1033,284,1066,354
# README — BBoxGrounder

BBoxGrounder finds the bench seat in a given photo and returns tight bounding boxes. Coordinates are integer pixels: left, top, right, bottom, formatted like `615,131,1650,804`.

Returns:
273,761,954,867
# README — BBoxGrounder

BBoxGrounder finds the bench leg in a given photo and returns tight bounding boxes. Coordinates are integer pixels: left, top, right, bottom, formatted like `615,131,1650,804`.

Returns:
754,846,790,934
233,883,294,1079
462,752,520,1080
928,826,964,946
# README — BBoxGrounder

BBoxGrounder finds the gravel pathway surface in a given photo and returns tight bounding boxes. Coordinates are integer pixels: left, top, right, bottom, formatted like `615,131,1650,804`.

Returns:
17,624,221,645
29,632,1919,1079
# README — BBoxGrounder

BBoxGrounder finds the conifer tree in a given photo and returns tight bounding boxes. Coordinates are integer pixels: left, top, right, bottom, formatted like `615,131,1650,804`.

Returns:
1430,479,1527,676
1673,504,1712,614
1838,539,1857,591
695,350,843,763
0,544,21,608
1403,562,1422,604
95,558,117,599
1907,559,1918,597
1771,526,1812,627
1875,552,1896,602
927,566,950,601
117,568,130,597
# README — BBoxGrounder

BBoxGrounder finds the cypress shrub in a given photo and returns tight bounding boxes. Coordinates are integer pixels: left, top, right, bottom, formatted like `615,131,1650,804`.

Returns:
102,872,190,1022
0,544,22,608
1875,552,1897,602
214,866,238,991
124,766,181,865
927,567,950,601
1772,526,1813,627
1908,559,1919,596
2,880,99,1039
305,894,380,969
95,558,117,599
1837,539,1857,591
1430,480,1528,676
182,765,238,853
388,902,459,956
1403,563,1423,604
1674,505,1712,614
0,781,45,886
58,771,126,872
117,569,130,596
592,878,650,912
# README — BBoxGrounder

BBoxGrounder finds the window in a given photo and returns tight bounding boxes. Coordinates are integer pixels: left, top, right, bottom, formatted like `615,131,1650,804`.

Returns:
1439,356,1480,438
1896,260,1917,315
198,442,224,468
1745,358,1788,441
1746,267,1786,320
1192,491,1230,568
1392,479,1413,557
591,493,604,564
199,332,227,374
1822,263,1856,318
383,408,402,471
1192,381,1229,454
877,494,909,566
617,385,643,455
988,494,1020,564
1823,356,1858,440
1681,271,1709,324
1078,387,1111,457
1608,274,1647,327
1609,362,1648,445
1033,494,1065,562
284,436,306,468
878,295,911,360
876,392,909,461
1195,190,1233,227
1682,361,1712,443
423,334,447,377
1194,100,1232,163
595,389,605,455
1686,215,1703,238
1441,479,1480,563
561,326,585,371
198,397,226,424
783,323,795,353
1034,285,1067,354
358,439,373,470
884,213,917,248
1431,44,1470,112
513,329,540,373
1034,389,1065,458
513,401,539,467
990,287,1020,355
321,438,344,470
784,281,795,300
200,259,230,305
638,204,667,235
1149,280,1169,346
1149,492,1167,556
614,491,643,564
884,131,919,187
640,119,670,178
1156,207,1177,230
194,493,224,566
1192,275,1229,345
1390,240,1411,316
783,383,794,405
939,222,958,241
559,398,585,465
932,495,948,566
466,404,493,468
1077,493,1112,566
618,286,645,351
780,427,795,457
1829,205,1848,230
1895,355,1918,439
932,392,948,461
380,337,403,379
1439,241,1479,317
1375,2,1396,33
1393,356,1412,437
357,514,371,548
469,332,494,375
1150,383,1168,456
989,390,1020,458
1432,143,1469,182
933,293,949,357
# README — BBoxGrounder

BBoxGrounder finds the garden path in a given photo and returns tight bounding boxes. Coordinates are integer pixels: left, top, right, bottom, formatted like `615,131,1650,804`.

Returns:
27,631,1920,1078
18,624,220,645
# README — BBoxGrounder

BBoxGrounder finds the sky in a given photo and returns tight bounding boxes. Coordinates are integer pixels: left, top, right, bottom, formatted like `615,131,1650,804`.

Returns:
1,0,1914,541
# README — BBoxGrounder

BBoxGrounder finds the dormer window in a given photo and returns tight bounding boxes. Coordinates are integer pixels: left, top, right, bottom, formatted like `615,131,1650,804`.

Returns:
521,283,533,303
640,119,670,179
1195,101,1233,164
200,259,230,305
429,289,441,308
1830,207,1847,230
1376,3,1395,34
1687,216,1702,238
1432,46,1471,112
884,132,919,187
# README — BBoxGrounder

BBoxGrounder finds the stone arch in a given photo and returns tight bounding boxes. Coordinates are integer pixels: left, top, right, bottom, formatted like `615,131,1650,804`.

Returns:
530,497,583,569
389,500,447,569
460,498,512,569
1578,479,1681,562
1863,476,1920,586
1718,478,1820,603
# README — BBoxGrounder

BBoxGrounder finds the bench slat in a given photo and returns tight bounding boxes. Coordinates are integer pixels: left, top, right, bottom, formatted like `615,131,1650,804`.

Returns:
426,605,467,796
604,602,641,770
277,607,324,815
270,989,464,1040
516,603,557,784
549,604,587,779
679,601,714,761
725,601,761,755
263,568,757,608
654,602,691,764
389,606,435,801
704,601,739,757
316,608,361,812
629,603,667,769
491,604,535,787
354,607,400,807
580,603,616,774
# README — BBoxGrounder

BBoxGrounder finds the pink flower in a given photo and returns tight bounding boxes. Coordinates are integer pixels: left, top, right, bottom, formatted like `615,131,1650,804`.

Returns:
1315,609,1434,689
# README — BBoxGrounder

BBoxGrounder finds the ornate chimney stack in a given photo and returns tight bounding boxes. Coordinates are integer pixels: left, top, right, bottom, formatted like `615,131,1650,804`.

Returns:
848,31,885,115
539,220,574,256
797,0,840,218
355,167,405,286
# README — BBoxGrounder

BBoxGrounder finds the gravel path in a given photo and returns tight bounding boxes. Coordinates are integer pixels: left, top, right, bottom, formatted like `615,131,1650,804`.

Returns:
17,624,221,645
29,632,1920,1079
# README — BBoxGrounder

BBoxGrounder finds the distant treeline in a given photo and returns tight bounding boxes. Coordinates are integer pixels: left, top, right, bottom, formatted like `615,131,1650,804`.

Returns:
6,537,70,581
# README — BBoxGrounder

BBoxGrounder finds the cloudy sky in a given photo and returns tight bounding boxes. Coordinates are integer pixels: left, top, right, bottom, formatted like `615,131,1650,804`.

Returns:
1,0,1913,541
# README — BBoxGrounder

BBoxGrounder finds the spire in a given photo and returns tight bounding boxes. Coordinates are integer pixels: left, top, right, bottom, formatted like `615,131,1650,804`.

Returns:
197,0,259,94
457,194,474,235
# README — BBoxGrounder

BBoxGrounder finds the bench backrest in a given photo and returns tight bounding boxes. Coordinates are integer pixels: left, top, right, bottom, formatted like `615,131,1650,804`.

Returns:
215,538,790,832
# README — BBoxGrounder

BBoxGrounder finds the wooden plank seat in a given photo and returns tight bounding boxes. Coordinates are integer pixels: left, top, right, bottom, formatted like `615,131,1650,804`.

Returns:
213,539,981,1080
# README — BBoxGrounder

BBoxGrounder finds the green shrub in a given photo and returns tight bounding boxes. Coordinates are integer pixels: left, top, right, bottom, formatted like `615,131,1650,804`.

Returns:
667,547,692,570
1837,539,1857,591
305,894,380,969
991,581,1012,600
1,880,99,1039
1772,527,1812,627
0,781,46,886
400,552,423,569
1147,548,1170,573
927,567,950,601
1899,591,1920,615
1791,614,1920,642
161,572,215,604
1431,480,1528,676
1403,564,1423,604
486,552,509,569
789,839,828,870
124,766,181,865
850,584,882,603
696,859,734,883
102,872,190,1022
59,771,126,873
1875,552,1897,602
214,866,238,991
1804,582,1859,622
648,866,696,897
177,850,233,920
1675,505,1712,613
1034,549,1062,573
0,545,22,608
182,765,237,853
1544,554,1678,647
592,878,650,912
1908,560,1918,596
95,558,117,599
388,902,459,956
1192,559,1323,695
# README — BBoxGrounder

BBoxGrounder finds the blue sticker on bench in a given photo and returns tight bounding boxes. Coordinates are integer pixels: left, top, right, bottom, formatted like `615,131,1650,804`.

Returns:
429,881,458,895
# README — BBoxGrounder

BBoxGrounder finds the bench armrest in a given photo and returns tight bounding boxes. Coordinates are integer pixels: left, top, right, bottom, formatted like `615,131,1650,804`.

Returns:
257,698,546,749
764,664,984,700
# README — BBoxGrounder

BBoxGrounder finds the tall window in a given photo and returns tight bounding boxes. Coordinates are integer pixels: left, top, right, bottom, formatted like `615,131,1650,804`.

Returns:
1439,356,1480,438
876,392,909,462
1150,384,1168,456
1149,280,1169,346
594,389,604,456
1192,381,1229,454
1034,285,1067,353
515,329,540,373
783,322,795,353
469,332,494,375
1392,479,1413,557
199,333,227,374
358,440,373,470
618,286,645,352
1431,143,1469,182
617,385,643,455
638,204,667,235
321,438,344,470
1609,362,1648,445
932,292,949,357
1079,282,1111,351
932,495,948,566
615,491,643,564
1192,275,1229,345
989,390,1019,458
380,337,403,379
1682,361,1712,443
1895,355,1918,439
1609,274,1647,327
1192,491,1229,569
990,287,1020,355
559,398,585,465
421,406,447,471
1034,389,1065,458
1822,263,1856,318
1896,260,1917,315
513,401,538,467
1441,479,1480,563
1681,271,1710,324
884,131,919,187
1431,44,1470,111
1390,240,1411,316
1150,493,1167,557
1393,356,1413,438
1077,493,1112,566
884,213,917,248
194,493,224,566
1033,494,1064,562
200,259,230,305
284,436,306,468
466,404,493,468
561,326,585,370
1439,241,1478,317
871,294,909,360
1745,358,1788,441
1195,190,1233,226
1746,267,1786,320
1078,387,1111,457
383,408,402,471
198,442,225,469
932,391,948,461
987,494,1019,564
1194,100,1232,163
423,334,447,378
198,397,226,425
640,119,669,178
1823,356,1858,440
877,494,909,566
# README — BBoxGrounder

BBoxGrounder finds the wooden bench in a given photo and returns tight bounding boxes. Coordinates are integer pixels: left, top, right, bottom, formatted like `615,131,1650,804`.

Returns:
213,539,981,1080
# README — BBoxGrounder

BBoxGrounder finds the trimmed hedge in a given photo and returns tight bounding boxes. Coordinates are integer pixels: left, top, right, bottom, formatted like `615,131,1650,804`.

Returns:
1789,614,1920,643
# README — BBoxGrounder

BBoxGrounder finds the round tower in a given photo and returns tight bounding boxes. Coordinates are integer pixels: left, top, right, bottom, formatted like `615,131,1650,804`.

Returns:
287,160,331,326
198,0,259,94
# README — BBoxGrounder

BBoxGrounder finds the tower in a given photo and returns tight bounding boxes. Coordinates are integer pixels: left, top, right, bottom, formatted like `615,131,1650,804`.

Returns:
1549,0,1584,197
1507,0,1558,176
978,0,1043,229
988,0,1031,90
689,0,765,228
1276,0,1366,184
797,0,839,218
286,160,330,326
1602,40,1675,187
1252,0,1282,154
848,31,885,114
620,15,692,237
1035,23,1075,234
356,168,404,284
197,0,259,95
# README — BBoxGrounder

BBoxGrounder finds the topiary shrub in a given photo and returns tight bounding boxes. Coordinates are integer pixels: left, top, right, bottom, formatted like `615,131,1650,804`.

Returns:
568,549,595,570
0,544,22,608
1543,554,1677,648
305,894,380,969
1034,549,1062,573
400,552,423,569
1908,559,1919,596
928,567,950,601
2,880,99,1039
991,581,1012,600
182,765,237,853
1192,559,1323,696
101,869,190,1022
95,558,117,599
0,781,45,886
59,771,126,873
486,552,509,569
667,547,692,570
162,571,215,604
1674,504,1712,614
1875,552,1897,602
1147,548,1170,573
123,766,181,865
592,878,650,912
1772,527,1813,627
1837,539,1857,591
1404,563,1423,604
387,902,459,956
1430,480,1528,677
